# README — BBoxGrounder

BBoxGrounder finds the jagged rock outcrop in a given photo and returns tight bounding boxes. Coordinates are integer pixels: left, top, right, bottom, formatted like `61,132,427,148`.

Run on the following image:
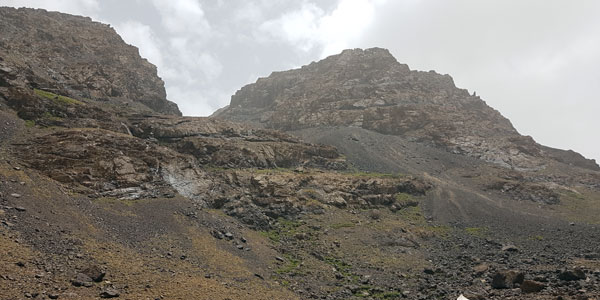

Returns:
215,48,597,171
0,7,180,115
128,115,346,169
12,128,188,199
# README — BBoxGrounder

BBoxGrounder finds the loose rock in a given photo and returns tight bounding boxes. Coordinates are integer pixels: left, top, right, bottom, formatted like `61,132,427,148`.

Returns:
558,268,586,281
82,265,105,282
99,288,120,298
520,280,545,293
491,270,524,289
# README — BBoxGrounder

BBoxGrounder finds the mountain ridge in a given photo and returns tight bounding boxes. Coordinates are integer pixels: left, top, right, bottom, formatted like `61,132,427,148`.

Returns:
0,6,181,116
215,47,599,172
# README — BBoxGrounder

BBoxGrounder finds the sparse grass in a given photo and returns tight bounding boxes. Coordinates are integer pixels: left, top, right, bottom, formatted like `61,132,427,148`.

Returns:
465,227,489,238
330,222,355,229
24,120,35,127
529,235,544,241
34,88,83,105
324,256,354,278
259,230,281,243
556,189,600,225
276,254,302,275
394,192,419,208
42,111,62,121
260,217,302,243
396,206,425,224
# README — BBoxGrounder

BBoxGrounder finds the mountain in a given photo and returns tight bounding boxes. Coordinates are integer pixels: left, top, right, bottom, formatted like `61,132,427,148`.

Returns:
0,7,181,116
1,7,600,300
215,47,599,172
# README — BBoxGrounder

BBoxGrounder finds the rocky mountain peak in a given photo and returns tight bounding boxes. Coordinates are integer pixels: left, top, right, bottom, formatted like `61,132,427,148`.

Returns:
0,7,181,115
216,48,538,169
216,47,599,171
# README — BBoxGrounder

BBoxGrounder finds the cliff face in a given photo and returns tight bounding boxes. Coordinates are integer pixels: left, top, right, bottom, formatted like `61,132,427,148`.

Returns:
216,48,598,171
0,7,181,115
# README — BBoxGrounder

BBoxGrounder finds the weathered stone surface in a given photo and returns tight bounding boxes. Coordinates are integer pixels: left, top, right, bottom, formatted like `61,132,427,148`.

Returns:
216,48,599,172
520,280,545,293
99,288,119,298
71,273,93,287
128,116,346,170
0,7,180,116
491,270,524,289
81,265,105,282
558,268,586,281
13,128,190,199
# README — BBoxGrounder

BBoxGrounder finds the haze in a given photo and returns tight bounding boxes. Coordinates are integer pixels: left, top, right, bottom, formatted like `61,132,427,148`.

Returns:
3,0,599,163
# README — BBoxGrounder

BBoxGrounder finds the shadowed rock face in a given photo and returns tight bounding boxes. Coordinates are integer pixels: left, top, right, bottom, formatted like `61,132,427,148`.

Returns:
0,7,180,115
215,48,598,171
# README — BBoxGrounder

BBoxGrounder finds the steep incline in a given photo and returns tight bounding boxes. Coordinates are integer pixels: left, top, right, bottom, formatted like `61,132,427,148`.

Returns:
216,48,598,171
0,7,180,115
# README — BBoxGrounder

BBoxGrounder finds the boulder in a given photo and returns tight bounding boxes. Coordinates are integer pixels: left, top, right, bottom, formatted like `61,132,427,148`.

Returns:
491,270,524,289
71,273,93,287
82,265,105,282
520,280,545,293
558,268,586,281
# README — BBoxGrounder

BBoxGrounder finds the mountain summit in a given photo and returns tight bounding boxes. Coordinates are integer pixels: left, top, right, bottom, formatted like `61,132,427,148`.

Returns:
0,7,181,116
215,48,598,171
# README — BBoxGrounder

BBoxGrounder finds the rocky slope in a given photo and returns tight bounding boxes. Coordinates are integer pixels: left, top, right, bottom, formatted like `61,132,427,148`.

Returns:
215,48,598,172
1,7,600,300
0,7,180,116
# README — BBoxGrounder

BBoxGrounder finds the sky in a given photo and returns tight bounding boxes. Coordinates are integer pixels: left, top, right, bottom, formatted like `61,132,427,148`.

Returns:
2,0,599,163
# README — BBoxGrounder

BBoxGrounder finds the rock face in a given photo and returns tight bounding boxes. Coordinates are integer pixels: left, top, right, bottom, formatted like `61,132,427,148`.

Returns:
216,48,598,171
128,116,346,170
0,7,180,115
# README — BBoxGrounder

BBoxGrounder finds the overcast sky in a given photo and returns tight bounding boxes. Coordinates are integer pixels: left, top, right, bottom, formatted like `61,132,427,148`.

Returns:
3,0,599,162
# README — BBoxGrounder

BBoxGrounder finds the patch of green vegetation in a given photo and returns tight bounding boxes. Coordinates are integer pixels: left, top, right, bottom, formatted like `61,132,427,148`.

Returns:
465,227,489,237
397,206,425,224
556,189,600,225
259,230,281,243
394,192,419,208
561,190,586,201
280,279,290,286
324,256,354,278
259,217,302,243
24,120,36,127
34,88,83,105
529,235,544,241
42,111,63,121
426,225,451,236
275,254,301,275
